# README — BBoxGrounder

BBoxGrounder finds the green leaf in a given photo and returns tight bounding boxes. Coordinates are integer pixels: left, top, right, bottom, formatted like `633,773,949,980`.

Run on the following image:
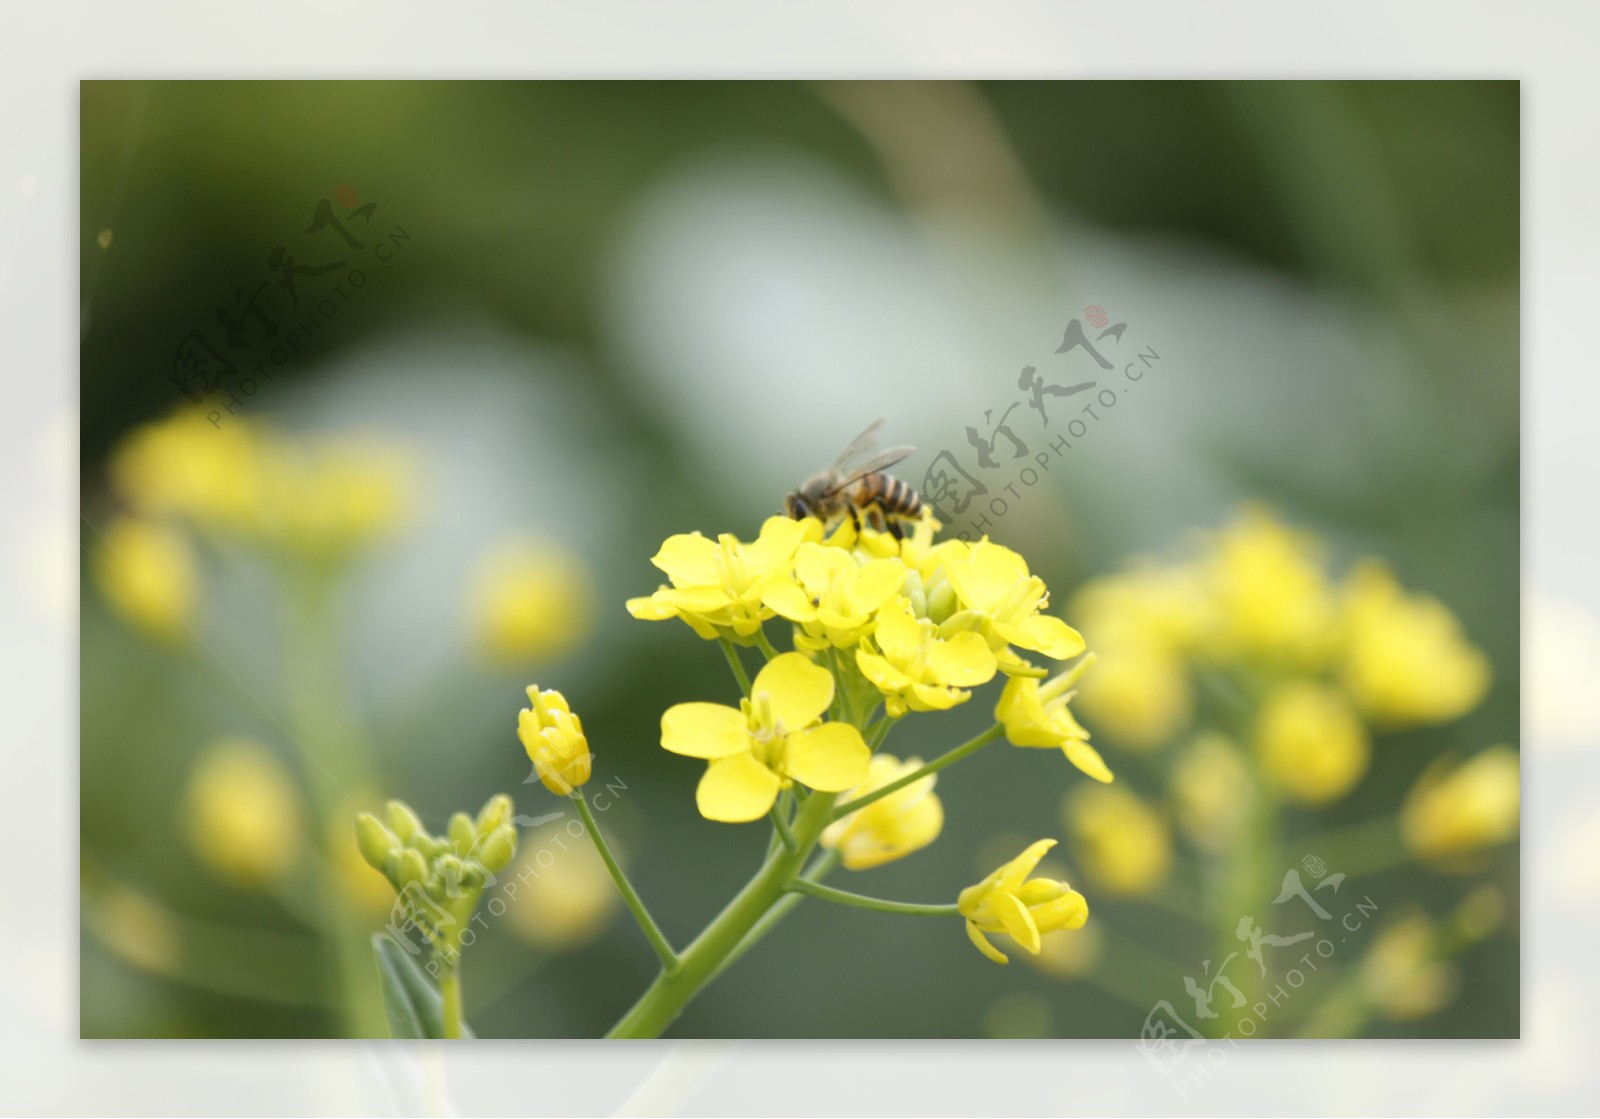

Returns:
370,934,475,1039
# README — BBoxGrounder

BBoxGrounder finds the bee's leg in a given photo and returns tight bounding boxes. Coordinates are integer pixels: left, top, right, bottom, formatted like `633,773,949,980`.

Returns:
888,518,905,541
847,504,861,533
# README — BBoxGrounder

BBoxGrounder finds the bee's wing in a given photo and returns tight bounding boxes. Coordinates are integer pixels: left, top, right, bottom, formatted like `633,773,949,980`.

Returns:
824,445,916,496
828,417,886,473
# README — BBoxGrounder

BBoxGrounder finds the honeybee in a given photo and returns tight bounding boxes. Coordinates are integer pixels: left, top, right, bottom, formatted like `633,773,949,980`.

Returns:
783,417,924,538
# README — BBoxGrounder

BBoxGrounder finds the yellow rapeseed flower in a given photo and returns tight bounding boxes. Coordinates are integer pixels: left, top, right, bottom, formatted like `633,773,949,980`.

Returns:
660,652,870,822
1168,733,1254,854
506,821,620,950
821,754,944,869
1401,746,1519,867
1255,679,1370,806
958,838,1088,965
1340,560,1491,727
1063,783,1171,896
995,659,1114,783
856,597,998,716
1070,640,1192,751
183,738,303,888
940,540,1086,675
252,435,412,560
762,541,904,650
627,515,816,641
92,515,198,642
466,536,595,664
108,409,265,531
518,686,593,796
1359,912,1456,1021
1201,505,1337,666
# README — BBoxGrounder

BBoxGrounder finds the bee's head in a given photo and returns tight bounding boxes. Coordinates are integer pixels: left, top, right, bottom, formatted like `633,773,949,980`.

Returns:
783,491,811,520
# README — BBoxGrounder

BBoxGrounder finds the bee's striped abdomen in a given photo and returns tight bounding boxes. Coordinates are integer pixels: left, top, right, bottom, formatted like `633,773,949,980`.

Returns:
854,472,923,522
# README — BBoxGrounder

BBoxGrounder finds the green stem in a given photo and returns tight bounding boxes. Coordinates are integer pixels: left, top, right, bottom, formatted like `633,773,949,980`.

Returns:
770,803,797,851
607,789,839,1038
832,723,1004,821
573,790,678,973
787,879,959,918
753,629,780,661
709,850,839,984
865,715,898,753
718,638,752,696
438,962,463,1039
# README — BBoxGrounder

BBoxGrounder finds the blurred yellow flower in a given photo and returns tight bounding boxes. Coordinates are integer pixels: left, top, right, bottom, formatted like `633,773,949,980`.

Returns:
518,686,593,796
1202,505,1336,666
996,659,1113,783
506,822,620,950
91,515,197,642
252,435,412,560
86,883,183,975
184,738,303,889
627,515,816,641
1401,746,1519,867
958,838,1088,965
1255,679,1370,806
1360,912,1456,1021
856,597,997,716
1063,783,1170,895
1071,640,1192,751
762,542,904,649
108,409,265,531
941,540,1086,675
1340,560,1490,727
1071,562,1212,656
1169,733,1254,854
821,754,944,869
660,653,869,822
466,537,595,664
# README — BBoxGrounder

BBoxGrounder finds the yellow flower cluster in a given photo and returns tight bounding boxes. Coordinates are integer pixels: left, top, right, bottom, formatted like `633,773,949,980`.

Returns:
958,839,1089,964
631,513,1108,800
1070,505,1492,807
107,408,412,562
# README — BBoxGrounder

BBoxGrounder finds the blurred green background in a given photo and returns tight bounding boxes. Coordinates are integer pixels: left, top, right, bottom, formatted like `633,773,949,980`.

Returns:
79,80,1518,1039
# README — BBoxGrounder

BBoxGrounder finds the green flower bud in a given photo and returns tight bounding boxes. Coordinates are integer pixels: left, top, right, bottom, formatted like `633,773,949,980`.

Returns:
460,860,487,889
385,799,423,842
355,813,399,872
476,793,513,836
475,823,517,874
927,580,959,625
448,812,476,854
397,847,428,889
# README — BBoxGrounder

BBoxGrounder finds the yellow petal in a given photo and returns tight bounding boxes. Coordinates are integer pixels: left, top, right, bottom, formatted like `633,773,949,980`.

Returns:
651,533,720,586
851,559,907,611
856,648,914,694
966,920,1010,964
926,631,999,687
760,577,816,622
871,597,921,659
1064,740,1114,783
783,723,871,792
696,754,783,822
661,703,750,759
626,591,679,620
752,652,834,730
794,541,851,590
994,615,1087,660
998,838,1057,892
945,542,1027,612
743,516,807,572
993,890,1042,954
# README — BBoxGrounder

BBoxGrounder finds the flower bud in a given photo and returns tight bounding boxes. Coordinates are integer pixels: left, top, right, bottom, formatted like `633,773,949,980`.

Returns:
397,847,428,889
519,685,592,796
475,823,517,874
448,812,476,854
385,799,423,842
926,579,958,625
476,793,513,836
355,813,399,872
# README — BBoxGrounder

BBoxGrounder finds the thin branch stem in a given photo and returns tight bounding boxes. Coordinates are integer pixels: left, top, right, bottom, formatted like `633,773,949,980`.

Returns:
770,802,798,851
718,637,752,697
573,789,678,973
787,879,960,918
832,723,1005,821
